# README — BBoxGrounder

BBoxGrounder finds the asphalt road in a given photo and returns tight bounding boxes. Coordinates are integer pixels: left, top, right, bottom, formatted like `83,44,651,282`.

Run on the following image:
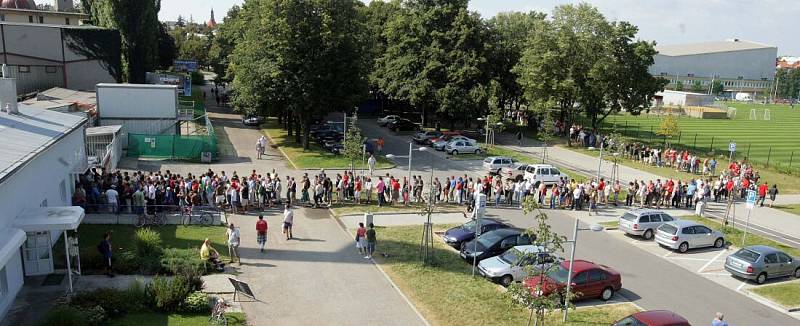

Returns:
366,120,796,325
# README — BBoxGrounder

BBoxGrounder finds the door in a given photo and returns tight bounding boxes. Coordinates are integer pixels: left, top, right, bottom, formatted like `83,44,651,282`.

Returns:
23,231,54,276
570,271,590,299
585,269,608,298
694,226,714,247
777,252,794,276
644,214,660,231
681,226,696,248
763,253,781,277
549,168,561,183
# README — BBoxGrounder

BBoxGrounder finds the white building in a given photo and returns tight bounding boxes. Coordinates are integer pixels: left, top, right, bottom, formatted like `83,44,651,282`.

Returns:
0,72,86,319
96,83,181,148
649,39,777,97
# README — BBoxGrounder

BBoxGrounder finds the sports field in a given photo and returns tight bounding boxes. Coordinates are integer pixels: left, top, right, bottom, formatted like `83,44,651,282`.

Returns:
593,102,800,174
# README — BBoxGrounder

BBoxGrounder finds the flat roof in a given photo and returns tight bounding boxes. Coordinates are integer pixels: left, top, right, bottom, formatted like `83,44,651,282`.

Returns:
0,21,101,29
0,103,86,183
86,124,121,136
14,206,85,231
96,83,178,90
656,40,776,57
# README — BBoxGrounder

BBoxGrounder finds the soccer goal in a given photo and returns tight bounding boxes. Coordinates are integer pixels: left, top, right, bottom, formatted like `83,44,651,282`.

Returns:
727,107,737,119
749,109,757,120
764,109,771,120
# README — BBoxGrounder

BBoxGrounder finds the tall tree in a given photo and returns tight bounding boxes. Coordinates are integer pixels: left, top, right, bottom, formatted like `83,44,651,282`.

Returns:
156,22,177,70
209,5,245,83
82,0,162,83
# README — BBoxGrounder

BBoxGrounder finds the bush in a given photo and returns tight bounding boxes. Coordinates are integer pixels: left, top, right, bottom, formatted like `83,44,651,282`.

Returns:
134,228,163,257
69,288,128,318
180,291,210,313
146,276,192,312
161,248,208,276
122,280,149,312
83,305,107,326
39,306,88,326
113,250,141,275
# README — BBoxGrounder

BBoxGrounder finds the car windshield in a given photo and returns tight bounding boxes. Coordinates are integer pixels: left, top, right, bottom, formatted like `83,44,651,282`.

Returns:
734,248,761,263
484,158,493,163
477,232,505,248
621,213,638,221
546,266,569,283
461,220,477,230
499,249,520,265
658,223,678,234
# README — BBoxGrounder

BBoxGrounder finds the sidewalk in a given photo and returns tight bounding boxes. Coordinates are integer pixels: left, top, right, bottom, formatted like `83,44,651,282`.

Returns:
497,134,800,247
339,212,467,228
227,208,426,326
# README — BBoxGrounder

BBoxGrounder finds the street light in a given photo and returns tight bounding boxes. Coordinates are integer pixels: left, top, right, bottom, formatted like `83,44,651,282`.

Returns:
563,218,604,322
386,144,428,192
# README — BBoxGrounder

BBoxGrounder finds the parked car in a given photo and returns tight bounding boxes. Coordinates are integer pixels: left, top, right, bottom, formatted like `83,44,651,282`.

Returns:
446,139,482,155
388,119,419,132
377,115,400,126
427,131,461,147
619,209,678,240
315,130,343,143
432,135,473,151
655,220,725,253
309,123,334,137
442,218,510,249
524,259,622,302
460,228,533,262
412,130,443,145
612,310,690,326
522,164,568,187
499,164,528,182
725,245,800,284
478,245,557,286
242,115,264,126
483,156,516,175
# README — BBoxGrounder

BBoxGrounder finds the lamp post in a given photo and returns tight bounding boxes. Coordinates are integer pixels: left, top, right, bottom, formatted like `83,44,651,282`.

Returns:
563,219,604,322
386,145,428,200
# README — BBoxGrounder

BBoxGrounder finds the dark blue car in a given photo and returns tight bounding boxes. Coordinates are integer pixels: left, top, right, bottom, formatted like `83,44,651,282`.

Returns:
442,218,509,249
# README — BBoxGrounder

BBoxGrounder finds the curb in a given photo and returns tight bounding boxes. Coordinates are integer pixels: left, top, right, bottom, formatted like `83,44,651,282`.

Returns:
744,287,800,313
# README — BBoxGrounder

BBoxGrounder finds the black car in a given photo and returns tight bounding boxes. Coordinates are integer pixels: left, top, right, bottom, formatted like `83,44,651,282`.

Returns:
442,218,510,249
315,130,343,143
460,228,534,262
389,119,419,132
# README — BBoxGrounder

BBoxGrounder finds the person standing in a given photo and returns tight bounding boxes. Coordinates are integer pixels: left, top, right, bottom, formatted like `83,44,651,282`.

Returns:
368,154,377,177
256,215,268,253
355,222,367,255
757,182,769,207
226,223,241,263
376,137,384,153
106,185,119,215
711,312,728,326
283,204,294,240
98,232,114,277
365,223,377,260
768,184,779,208
516,131,523,146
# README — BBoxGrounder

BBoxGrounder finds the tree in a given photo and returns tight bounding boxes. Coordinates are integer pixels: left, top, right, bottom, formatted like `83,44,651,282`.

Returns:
208,5,245,83
82,0,161,83
675,80,684,91
691,80,703,93
156,22,177,70
657,115,680,146
342,121,364,173
711,79,724,95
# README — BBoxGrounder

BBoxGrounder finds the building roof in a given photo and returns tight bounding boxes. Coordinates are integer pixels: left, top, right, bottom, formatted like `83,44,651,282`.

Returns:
656,39,776,57
85,124,121,137
22,87,97,116
13,206,85,231
0,104,86,183
0,0,35,9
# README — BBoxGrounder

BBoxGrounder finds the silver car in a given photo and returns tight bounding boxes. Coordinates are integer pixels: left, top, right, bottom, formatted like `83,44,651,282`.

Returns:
445,139,482,155
655,220,725,253
477,245,556,286
725,245,800,284
619,209,677,240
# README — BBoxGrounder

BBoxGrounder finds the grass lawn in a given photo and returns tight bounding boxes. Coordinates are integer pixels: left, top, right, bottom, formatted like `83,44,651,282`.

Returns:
77,224,230,272
750,281,800,308
599,221,620,229
371,224,640,325
110,312,246,326
774,204,800,216
329,201,463,217
262,119,395,169
680,216,800,257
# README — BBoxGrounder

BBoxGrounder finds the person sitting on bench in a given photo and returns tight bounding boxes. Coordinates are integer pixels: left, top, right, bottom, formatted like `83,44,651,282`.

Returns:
200,238,225,271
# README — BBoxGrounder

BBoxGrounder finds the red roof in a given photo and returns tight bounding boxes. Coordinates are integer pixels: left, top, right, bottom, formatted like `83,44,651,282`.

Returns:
629,310,690,326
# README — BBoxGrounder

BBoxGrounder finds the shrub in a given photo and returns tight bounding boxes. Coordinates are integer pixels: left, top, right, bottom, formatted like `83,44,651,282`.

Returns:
122,280,149,312
83,305,107,326
146,276,192,312
39,306,88,326
113,250,141,275
180,291,210,313
161,248,208,276
134,228,163,257
69,288,128,317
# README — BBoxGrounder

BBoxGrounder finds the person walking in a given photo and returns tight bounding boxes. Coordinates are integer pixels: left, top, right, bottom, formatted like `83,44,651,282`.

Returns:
368,154,377,177
711,312,728,326
283,204,294,240
757,182,769,207
355,222,367,255
226,223,241,263
516,131,523,146
365,223,377,260
256,215,268,253
376,137,384,153
98,232,114,277
768,184,779,208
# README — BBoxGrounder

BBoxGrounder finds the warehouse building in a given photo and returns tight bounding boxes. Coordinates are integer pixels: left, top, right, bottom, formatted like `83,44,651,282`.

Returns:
649,39,777,98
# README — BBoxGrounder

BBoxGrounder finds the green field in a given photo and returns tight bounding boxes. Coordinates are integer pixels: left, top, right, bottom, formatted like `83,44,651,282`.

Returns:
589,103,800,175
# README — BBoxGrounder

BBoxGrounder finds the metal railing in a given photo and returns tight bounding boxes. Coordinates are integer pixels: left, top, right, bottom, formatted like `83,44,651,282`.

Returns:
80,203,224,226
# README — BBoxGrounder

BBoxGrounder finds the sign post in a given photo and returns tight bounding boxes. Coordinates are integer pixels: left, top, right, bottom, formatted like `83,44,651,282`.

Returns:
471,193,487,277
728,142,736,163
742,190,757,246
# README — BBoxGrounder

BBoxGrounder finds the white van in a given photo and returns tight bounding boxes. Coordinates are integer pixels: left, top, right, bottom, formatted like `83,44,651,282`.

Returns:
523,164,568,186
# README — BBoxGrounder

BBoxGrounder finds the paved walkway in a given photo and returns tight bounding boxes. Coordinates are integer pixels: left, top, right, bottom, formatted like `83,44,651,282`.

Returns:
340,212,468,229
497,134,800,246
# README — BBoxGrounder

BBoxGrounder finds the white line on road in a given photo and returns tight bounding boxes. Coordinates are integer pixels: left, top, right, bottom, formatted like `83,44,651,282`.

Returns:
700,272,732,276
662,251,673,258
737,281,749,291
697,250,727,273
666,257,714,262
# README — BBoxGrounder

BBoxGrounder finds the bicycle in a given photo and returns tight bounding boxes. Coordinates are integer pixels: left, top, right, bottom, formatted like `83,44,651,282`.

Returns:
209,298,229,326
182,205,213,225
135,209,167,228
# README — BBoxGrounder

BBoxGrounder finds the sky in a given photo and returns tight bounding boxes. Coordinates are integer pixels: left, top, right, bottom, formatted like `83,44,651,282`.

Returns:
158,0,800,55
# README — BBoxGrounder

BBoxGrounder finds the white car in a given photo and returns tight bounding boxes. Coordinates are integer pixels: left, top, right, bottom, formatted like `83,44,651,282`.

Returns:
377,115,400,126
483,156,515,175
477,245,557,286
523,164,568,187
445,139,481,155
655,220,725,253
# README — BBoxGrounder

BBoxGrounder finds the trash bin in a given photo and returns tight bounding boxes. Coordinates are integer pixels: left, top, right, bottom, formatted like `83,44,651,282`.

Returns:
364,213,374,227
695,201,705,217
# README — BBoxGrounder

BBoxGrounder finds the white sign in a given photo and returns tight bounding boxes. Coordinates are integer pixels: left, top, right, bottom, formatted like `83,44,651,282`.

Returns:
729,142,737,152
745,190,757,210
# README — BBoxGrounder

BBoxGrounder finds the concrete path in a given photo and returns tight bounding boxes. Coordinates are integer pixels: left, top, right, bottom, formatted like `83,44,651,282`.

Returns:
339,212,468,228
226,208,426,326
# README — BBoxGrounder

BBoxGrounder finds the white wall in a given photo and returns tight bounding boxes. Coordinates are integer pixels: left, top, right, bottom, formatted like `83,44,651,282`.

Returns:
97,85,178,119
0,251,23,320
650,48,777,81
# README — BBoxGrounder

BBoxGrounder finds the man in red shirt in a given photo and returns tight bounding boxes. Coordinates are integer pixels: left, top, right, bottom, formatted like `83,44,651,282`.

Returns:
256,214,268,253
758,182,769,207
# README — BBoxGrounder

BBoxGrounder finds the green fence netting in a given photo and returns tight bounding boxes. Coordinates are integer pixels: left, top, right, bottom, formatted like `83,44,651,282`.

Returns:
128,115,217,161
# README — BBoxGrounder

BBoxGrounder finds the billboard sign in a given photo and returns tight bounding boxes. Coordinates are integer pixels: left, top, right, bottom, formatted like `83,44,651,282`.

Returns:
174,60,198,72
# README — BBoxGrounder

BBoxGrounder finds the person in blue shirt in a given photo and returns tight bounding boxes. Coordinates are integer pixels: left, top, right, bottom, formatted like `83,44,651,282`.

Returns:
686,182,697,209
98,232,113,277
711,312,728,326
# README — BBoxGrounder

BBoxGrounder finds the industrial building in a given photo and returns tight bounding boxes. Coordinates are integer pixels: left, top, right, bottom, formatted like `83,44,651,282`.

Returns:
0,0,87,26
649,39,778,97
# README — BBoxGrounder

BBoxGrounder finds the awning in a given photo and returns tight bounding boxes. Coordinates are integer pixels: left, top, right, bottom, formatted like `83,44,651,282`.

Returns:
0,228,26,266
13,206,85,232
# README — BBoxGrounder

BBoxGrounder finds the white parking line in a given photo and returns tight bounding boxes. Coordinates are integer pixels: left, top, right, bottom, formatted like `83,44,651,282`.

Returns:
667,257,713,262
697,250,727,273
700,272,731,276
736,281,749,291
662,251,673,258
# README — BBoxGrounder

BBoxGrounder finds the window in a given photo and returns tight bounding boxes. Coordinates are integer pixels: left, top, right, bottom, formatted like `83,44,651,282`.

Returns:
639,215,650,223
661,214,674,222
18,66,30,73
681,227,695,235
28,16,33,23
764,253,779,264
649,214,662,223
45,66,57,73
550,168,560,175
778,253,793,264
1,14,5,21
65,18,70,25
572,272,588,285
38,16,44,24
588,270,606,282
540,168,550,175
687,73,694,77
694,226,712,234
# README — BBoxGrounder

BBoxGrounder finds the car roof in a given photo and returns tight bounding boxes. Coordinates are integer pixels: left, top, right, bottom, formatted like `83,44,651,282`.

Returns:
631,310,689,324
487,228,524,236
528,164,556,168
626,208,667,216
485,156,512,160
512,245,546,254
668,220,703,227
743,245,781,254
561,259,616,273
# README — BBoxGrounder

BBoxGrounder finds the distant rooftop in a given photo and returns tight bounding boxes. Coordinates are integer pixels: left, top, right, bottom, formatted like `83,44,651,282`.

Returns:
656,39,776,57
0,104,85,183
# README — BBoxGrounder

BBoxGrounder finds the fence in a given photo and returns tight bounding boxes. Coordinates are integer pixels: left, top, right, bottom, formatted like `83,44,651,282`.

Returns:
81,203,224,226
127,115,218,161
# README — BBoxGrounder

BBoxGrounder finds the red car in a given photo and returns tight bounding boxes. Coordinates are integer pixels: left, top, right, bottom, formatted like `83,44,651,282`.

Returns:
612,310,691,326
523,259,621,302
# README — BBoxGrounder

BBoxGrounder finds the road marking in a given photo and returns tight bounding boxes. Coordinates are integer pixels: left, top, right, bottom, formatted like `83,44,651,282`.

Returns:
700,272,732,276
667,257,713,262
736,281,749,291
662,251,673,258
697,250,727,273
